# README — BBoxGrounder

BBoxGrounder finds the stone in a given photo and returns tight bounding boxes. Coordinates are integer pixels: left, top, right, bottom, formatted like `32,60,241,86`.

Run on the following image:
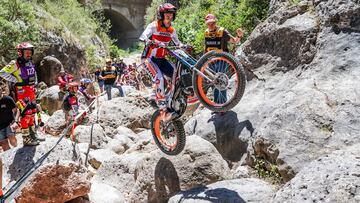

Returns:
169,178,276,203
185,110,254,162
44,110,67,136
15,161,91,203
273,144,360,203
38,85,63,115
228,0,360,182
73,124,108,149
88,149,119,169
93,135,230,202
93,97,153,131
89,182,125,203
1,137,82,186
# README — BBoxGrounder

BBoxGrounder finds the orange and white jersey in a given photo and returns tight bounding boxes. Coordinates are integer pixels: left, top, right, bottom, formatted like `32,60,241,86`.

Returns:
140,20,181,58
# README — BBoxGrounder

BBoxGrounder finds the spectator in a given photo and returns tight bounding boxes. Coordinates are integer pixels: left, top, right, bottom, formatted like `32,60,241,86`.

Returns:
0,85,18,151
79,78,95,103
203,13,243,105
57,68,74,99
118,58,127,73
100,59,124,100
94,67,104,93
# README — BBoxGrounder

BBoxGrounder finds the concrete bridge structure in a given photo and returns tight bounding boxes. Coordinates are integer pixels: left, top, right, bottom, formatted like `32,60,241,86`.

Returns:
101,0,152,48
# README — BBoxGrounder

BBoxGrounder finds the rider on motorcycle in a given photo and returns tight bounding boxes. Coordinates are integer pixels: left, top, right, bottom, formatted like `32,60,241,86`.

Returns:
139,3,183,121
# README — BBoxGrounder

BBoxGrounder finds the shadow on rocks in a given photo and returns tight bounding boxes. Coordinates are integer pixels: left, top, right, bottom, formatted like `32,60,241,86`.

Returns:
8,146,37,182
178,186,246,203
208,111,254,162
152,157,181,203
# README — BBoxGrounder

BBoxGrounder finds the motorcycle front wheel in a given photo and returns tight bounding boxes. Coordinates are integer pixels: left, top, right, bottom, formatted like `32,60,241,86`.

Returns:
151,110,186,155
193,51,246,112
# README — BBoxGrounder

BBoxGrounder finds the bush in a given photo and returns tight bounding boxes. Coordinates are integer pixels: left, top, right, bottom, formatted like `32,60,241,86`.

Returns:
0,0,39,60
37,0,112,69
0,0,113,69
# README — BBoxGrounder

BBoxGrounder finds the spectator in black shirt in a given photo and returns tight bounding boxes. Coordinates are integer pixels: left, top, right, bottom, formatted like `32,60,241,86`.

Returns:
94,66,104,93
0,85,18,151
100,59,124,100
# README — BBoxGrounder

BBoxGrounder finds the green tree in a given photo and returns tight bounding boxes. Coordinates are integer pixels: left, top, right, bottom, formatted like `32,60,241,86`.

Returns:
0,0,39,60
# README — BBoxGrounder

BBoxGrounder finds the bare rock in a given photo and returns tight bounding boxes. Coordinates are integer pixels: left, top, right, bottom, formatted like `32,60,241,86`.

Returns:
88,149,119,169
93,135,230,203
16,161,90,203
37,56,64,86
38,85,63,115
1,137,82,188
73,124,108,149
185,110,253,162
169,178,276,203
273,144,360,203
94,97,152,131
89,182,125,203
45,110,66,136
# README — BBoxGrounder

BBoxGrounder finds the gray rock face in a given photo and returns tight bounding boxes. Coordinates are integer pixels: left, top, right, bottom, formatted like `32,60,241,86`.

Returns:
38,85,63,115
106,134,135,154
240,4,319,73
37,56,64,86
73,124,108,149
92,135,229,203
88,149,120,169
89,182,125,203
44,110,67,136
1,137,83,197
94,97,153,132
185,109,254,162
273,145,360,203
15,161,90,203
169,178,276,203
228,0,360,182
35,29,88,86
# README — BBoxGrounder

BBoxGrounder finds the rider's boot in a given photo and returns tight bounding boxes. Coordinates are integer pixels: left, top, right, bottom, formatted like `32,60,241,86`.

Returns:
29,126,45,142
22,128,40,146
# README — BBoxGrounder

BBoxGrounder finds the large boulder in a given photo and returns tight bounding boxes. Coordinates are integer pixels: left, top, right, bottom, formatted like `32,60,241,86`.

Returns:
273,144,360,203
37,56,64,86
89,182,125,203
35,28,89,86
15,161,90,203
1,137,85,201
106,134,135,155
73,124,108,149
185,109,254,162
227,0,360,182
169,178,276,203
1,137,82,184
88,149,120,169
44,110,66,136
38,85,63,115
93,97,153,132
240,2,318,73
92,135,230,203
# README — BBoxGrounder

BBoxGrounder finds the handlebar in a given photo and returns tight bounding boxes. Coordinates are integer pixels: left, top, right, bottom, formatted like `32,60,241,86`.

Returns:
146,40,192,50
